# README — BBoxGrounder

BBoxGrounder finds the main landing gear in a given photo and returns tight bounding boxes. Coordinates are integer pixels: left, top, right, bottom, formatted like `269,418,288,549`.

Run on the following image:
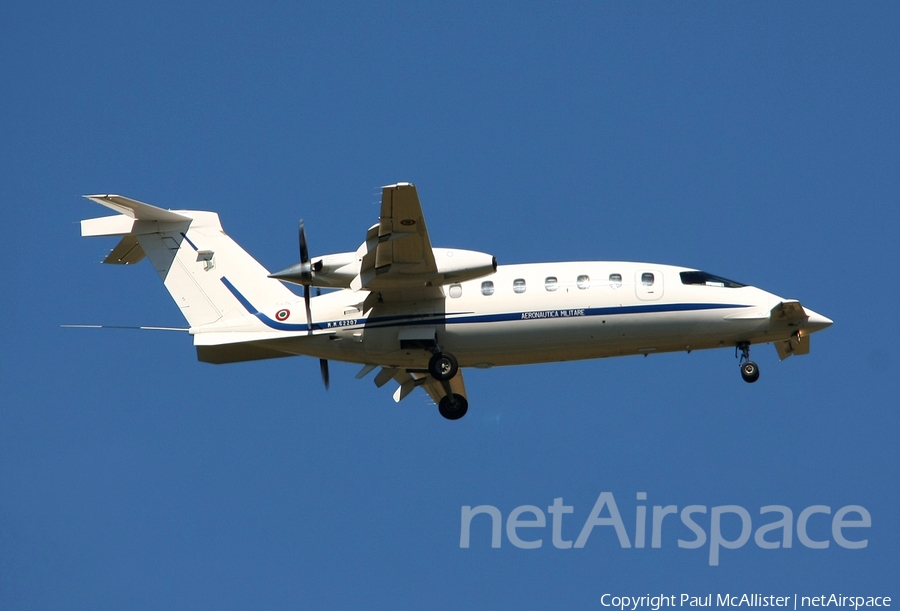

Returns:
736,342,760,383
428,350,459,381
428,347,467,419
439,393,468,420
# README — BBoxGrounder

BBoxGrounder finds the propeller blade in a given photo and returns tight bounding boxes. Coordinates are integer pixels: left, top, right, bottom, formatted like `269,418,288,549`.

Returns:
301,223,324,387
319,358,330,389
297,220,314,335
304,285,313,336
270,220,316,286
299,220,309,265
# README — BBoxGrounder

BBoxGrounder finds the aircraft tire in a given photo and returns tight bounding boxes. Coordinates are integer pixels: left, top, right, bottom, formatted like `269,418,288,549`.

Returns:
439,393,468,420
428,352,458,381
741,361,760,383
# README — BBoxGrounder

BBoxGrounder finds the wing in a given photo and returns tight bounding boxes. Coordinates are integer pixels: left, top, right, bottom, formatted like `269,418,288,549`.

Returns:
305,182,494,302
352,183,444,301
770,300,812,360
375,182,438,275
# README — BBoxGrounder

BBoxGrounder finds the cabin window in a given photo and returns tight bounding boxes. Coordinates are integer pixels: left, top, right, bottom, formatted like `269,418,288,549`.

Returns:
577,275,590,289
641,272,655,286
481,281,494,296
609,273,622,289
513,278,526,294
449,283,462,298
679,271,745,288
545,277,558,292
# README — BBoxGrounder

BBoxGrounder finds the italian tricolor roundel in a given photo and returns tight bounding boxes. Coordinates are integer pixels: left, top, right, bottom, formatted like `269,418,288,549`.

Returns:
275,309,290,321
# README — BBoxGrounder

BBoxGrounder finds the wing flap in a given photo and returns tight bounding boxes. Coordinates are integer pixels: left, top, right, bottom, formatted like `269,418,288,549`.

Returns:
380,366,468,406
418,370,467,406
775,333,811,360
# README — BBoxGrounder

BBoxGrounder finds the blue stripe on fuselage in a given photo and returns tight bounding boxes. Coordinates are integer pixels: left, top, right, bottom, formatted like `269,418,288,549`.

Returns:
221,277,312,332
221,276,750,333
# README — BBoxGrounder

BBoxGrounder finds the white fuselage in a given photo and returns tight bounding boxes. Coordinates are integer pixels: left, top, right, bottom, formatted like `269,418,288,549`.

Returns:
82,190,832,414
239,260,830,370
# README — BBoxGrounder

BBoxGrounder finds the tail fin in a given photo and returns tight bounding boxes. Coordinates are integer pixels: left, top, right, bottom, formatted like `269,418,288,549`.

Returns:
82,194,295,329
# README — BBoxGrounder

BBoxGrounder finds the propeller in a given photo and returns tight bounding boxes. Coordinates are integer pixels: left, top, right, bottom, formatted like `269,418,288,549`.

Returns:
269,221,330,390
320,357,330,390
298,221,314,337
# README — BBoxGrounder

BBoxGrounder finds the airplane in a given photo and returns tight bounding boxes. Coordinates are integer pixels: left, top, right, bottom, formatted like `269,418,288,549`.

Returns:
79,182,833,420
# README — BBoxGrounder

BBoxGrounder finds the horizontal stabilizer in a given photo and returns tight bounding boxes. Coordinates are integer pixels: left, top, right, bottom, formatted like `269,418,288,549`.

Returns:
104,234,146,264
81,193,298,329
83,194,191,223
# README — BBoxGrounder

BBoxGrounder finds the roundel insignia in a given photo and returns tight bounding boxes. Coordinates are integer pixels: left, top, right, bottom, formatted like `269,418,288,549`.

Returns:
400,219,416,226
275,309,290,321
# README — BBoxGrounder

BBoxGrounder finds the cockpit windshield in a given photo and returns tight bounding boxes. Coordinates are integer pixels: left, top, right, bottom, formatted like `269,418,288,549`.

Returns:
680,271,745,288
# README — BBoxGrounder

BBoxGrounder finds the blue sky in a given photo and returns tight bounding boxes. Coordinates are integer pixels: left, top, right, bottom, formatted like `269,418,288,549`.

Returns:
2,2,898,608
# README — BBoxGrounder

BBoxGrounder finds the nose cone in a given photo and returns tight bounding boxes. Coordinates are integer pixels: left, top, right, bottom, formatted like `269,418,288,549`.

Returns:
803,308,834,333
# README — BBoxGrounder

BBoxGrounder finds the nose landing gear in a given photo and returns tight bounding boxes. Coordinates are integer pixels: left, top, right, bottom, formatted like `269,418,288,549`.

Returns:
736,342,760,383
740,360,760,383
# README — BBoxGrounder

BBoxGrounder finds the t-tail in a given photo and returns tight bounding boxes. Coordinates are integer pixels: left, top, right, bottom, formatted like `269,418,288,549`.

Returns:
81,194,297,339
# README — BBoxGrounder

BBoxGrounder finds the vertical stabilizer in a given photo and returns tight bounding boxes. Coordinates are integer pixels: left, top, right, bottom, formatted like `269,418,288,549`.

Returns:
82,195,296,329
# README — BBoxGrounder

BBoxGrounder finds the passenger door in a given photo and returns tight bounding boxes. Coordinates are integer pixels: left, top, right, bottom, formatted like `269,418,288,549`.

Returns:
634,270,664,301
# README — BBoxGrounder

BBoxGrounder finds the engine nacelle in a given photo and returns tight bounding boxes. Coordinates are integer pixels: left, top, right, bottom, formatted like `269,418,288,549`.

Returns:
432,248,497,284
308,252,358,288
305,248,497,291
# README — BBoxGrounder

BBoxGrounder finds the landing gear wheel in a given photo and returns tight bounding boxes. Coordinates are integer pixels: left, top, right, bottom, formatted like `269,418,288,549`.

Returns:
741,361,760,383
439,393,468,420
736,341,759,383
428,352,459,381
